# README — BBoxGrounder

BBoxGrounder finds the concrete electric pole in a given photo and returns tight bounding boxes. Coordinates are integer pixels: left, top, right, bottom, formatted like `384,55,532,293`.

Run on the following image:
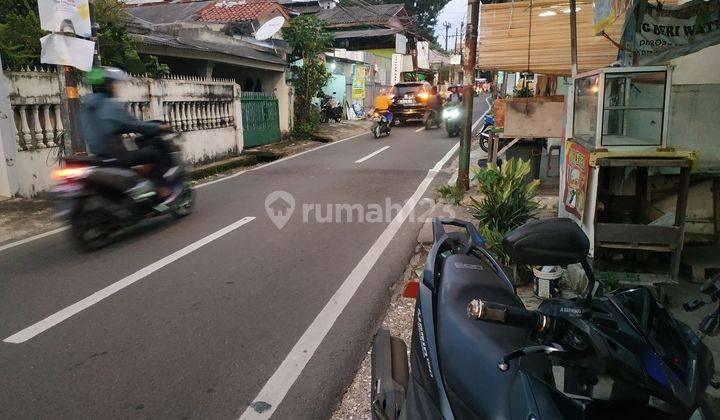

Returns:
444,22,452,52
457,0,479,191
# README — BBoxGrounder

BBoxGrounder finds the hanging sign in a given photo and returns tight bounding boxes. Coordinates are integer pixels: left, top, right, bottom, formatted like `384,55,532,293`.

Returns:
352,65,366,100
38,0,92,38
593,0,633,35
624,0,720,65
563,140,591,221
40,34,95,71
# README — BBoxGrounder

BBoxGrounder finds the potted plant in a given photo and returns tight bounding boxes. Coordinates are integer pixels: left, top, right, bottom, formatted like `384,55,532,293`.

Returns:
469,158,540,283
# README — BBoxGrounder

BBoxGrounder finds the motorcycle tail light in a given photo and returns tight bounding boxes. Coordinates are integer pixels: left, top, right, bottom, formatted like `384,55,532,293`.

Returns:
51,165,90,181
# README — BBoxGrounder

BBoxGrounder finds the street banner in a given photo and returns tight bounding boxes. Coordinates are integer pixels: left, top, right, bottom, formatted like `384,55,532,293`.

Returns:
391,54,402,86
563,140,591,220
593,0,633,34
38,0,92,38
40,34,95,71
624,0,720,65
352,65,366,100
417,41,430,69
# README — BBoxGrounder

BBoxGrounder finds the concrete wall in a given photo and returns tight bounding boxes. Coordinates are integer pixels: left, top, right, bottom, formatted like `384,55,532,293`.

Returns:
0,69,245,197
667,44,720,173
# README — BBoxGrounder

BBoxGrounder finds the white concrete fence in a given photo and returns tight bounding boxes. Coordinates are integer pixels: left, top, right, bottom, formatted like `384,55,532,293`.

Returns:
0,68,246,197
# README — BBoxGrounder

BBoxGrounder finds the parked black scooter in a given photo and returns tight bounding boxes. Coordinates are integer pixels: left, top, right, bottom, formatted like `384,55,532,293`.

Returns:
320,93,343,123
372,217,718,419
51,131,194,251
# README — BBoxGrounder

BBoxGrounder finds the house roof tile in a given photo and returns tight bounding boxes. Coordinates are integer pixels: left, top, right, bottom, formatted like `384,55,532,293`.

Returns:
198,1,285,22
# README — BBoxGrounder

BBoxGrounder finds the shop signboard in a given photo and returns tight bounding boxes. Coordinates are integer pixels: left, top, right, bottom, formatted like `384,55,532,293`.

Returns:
624,0,720,65
563,140,591,220
38,0,92,38
352,65,366,100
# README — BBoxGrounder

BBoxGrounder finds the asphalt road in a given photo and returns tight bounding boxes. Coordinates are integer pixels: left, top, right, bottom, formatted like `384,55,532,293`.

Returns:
0,96,491,419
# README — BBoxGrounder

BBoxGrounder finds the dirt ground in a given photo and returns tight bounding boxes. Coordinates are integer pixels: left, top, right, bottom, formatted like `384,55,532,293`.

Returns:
0,198,62,245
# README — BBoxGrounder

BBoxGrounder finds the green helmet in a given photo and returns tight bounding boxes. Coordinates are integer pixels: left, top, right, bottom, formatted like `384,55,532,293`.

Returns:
84,66,129,86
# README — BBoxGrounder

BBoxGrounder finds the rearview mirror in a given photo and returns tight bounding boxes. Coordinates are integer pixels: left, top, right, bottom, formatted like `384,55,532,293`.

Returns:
502,218,590,267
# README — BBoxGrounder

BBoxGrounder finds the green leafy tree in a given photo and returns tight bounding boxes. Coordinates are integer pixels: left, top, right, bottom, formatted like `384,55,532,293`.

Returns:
282,16,333,138
0,0,168,77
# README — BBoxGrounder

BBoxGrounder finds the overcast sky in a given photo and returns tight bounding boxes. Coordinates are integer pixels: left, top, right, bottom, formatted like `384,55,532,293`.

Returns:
434,0,468,50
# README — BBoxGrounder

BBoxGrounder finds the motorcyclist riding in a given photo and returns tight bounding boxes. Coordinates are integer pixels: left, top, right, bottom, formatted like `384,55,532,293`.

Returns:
373,88,393,125
79,66,172,195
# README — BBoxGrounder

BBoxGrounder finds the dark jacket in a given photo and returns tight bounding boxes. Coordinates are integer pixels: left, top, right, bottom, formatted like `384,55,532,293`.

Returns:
79,93,161,156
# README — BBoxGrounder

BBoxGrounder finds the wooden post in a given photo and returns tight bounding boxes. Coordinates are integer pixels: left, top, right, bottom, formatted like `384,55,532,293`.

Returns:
457,0,479,191
671,166,692,278
56,65,84,154
569,0,578,77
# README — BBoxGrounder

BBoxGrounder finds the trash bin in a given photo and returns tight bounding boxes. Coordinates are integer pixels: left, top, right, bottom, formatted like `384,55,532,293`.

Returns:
505,141,542,182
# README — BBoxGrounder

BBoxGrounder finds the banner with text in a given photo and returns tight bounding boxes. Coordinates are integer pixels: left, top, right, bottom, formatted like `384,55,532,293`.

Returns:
626,0,720,65
38,0,92,38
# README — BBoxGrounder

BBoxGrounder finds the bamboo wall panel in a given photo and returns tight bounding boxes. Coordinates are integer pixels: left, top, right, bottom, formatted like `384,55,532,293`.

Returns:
478,0,625,75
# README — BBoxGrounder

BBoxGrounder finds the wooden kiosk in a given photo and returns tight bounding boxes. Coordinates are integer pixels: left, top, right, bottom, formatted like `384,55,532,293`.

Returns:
560,66,696,298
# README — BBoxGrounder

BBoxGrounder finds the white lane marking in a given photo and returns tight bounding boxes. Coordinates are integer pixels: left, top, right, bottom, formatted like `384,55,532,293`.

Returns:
239,143,459,420
0,132,369,253
3,216,256,344
414,127,425,132
471,95,493,132
0,226,70,253
354,146,390,163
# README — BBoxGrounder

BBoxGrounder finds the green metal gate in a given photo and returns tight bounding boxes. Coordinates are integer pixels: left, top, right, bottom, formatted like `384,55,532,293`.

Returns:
241,92,281,148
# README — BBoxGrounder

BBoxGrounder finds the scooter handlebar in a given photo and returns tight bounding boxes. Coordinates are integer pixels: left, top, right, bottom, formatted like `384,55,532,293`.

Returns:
467,299,550,334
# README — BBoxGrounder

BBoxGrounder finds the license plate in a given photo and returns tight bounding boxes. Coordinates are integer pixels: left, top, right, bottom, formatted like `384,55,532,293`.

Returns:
399,99,413,105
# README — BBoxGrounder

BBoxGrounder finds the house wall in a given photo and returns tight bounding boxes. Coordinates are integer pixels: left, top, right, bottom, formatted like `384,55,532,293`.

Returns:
667,44,720,173
0,69,244,197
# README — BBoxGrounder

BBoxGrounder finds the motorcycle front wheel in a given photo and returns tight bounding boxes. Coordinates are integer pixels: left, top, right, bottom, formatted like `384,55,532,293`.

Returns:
373,125,381,139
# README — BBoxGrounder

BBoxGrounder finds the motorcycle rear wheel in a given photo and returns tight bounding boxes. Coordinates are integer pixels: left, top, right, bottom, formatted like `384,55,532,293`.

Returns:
173,187,194,218
71,197,115,252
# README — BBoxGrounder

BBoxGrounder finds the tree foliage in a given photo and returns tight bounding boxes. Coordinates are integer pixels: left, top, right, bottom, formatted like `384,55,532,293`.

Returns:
0,0,168,77
282,16,334,138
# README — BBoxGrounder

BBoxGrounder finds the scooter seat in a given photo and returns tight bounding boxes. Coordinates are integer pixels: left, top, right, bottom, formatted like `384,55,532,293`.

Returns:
436,253,543,418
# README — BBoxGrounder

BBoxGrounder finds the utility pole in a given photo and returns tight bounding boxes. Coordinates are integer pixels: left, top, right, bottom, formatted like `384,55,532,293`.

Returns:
457,0,479,191
569,0,578,77
444,22,452,52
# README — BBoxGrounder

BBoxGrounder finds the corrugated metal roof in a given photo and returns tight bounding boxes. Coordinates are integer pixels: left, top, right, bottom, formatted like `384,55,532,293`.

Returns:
316,4,405,26
332,28,398,39
126,1,214,24
133,32,287,66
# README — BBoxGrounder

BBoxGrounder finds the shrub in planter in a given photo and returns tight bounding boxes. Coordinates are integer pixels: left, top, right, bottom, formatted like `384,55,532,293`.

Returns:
470,158,539,281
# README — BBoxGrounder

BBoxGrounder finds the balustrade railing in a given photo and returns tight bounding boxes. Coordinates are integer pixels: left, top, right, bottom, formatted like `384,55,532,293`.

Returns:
13,103,64,151
7,70,237,152
164,100,234,132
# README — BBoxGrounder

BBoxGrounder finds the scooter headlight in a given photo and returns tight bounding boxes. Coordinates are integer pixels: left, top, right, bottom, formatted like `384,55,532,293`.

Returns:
443,108,460,119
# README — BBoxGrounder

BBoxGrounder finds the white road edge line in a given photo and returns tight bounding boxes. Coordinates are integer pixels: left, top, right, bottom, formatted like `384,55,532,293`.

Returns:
3,216,256,344
414,127,425,133
0,131,369,253
354,145,390,163
0,226,70,253
239,142,459,420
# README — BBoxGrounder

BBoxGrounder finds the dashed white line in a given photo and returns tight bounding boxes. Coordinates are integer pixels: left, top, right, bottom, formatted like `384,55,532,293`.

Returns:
3,216,256,344
414,127,425,132
354,145,390,163
238,143,458,420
